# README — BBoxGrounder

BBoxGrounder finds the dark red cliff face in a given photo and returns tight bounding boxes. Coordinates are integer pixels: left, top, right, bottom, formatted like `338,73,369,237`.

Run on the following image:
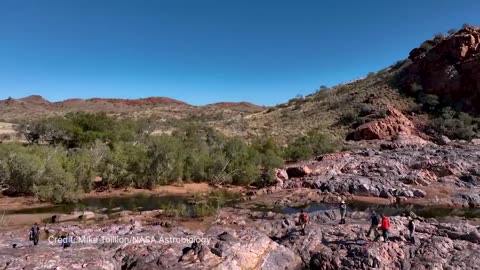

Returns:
401,27,480,113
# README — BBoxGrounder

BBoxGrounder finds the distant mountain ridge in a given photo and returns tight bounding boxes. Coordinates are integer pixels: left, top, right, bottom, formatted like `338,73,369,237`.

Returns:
0,95,265,121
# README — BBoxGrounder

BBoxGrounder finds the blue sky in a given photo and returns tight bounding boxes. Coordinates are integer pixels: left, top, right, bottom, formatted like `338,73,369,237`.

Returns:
0,0,479,106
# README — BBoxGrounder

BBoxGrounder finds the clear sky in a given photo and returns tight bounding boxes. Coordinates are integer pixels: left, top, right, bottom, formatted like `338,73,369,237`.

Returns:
0,0,479,106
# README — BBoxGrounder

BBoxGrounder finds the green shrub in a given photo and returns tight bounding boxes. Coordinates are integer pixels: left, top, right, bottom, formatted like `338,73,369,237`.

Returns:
33,155,78,203
338,110,360,126
431,108,479,140
283,131,339,161
418,93,440,111
420,41,434,51
434,33,445,39
1,144,42,195
17,112,140,147
448,28,457,35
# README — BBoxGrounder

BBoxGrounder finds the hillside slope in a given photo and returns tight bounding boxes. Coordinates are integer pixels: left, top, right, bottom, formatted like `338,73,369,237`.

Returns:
230,26,480,143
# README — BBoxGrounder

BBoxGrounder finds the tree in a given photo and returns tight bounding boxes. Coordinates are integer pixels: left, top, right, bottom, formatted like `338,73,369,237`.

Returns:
434,33,445,39
418,94,440,112
251,138,284,187
448,28,457,35
145,135,184,187
33,154,78,203
1,145,42,195
283,131,338,162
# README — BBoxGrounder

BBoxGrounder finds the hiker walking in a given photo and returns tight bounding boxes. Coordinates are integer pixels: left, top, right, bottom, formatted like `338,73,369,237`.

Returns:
367,211,380,239
29,223,40,246
380,214,391,242
298,209,309,235
58,227,72,248
339,201,347,224
408,217,415,244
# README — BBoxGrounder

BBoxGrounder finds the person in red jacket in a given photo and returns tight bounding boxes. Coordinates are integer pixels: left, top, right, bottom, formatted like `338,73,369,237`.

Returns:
380,214,391,242
298,209,309,236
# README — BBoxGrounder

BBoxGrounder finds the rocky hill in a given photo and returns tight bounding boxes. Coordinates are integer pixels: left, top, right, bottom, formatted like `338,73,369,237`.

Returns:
400,26,480,112
0,95,264,121
241,26,480,143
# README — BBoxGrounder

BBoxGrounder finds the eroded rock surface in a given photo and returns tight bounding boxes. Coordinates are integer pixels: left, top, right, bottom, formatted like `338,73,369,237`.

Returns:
1,207,479,269
279,141,480,207
402,26,480,113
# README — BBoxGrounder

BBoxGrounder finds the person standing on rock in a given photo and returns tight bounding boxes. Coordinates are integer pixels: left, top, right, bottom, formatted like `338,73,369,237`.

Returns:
29,223,40,246
298,209,309,235
380,214,390,242
339,201,347,224
191,238,203,257
367,211,380,239
408,217,415,244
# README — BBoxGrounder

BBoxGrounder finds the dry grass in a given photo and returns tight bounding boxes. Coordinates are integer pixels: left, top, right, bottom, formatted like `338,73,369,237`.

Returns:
0,66,421,144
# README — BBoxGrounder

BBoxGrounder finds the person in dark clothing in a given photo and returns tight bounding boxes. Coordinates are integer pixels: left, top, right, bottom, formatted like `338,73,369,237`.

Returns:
29,223,40,246
367,211,380,239
191,239,202,255
58,228,72,248
408,217,415,244
339,201,347,224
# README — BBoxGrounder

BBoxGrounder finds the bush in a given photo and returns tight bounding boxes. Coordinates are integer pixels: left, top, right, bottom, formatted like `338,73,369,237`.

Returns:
0,144,80,202
2,122,289,201
434,33,445,40
448,28,457,35
418,93,440,111
251,138,284,187
17,112,140,147
33,155,78,203
420,41,434,51
431,108,479,140
1,144,42,195
338,110,360,126
284,131,339,161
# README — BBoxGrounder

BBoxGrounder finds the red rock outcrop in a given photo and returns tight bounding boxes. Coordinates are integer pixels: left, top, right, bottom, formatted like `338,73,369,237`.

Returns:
402,26,480,112
346,107,416,141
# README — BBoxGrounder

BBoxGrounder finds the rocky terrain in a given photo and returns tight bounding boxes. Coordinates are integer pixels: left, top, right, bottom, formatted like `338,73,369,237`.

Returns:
277,137,480,207
1,206,479,270
1,26,480,269
401,26,480,113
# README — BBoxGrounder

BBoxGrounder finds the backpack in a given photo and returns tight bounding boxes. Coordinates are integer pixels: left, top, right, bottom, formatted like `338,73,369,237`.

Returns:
300,213,309,223
31,225,40,236
408,221,414,231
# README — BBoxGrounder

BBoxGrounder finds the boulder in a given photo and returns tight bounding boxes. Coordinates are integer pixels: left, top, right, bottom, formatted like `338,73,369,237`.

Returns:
471,138,480,145
286,165,312,178
275,168,289,181
346,107,417,141
80,211,96,220
438,135,452,145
